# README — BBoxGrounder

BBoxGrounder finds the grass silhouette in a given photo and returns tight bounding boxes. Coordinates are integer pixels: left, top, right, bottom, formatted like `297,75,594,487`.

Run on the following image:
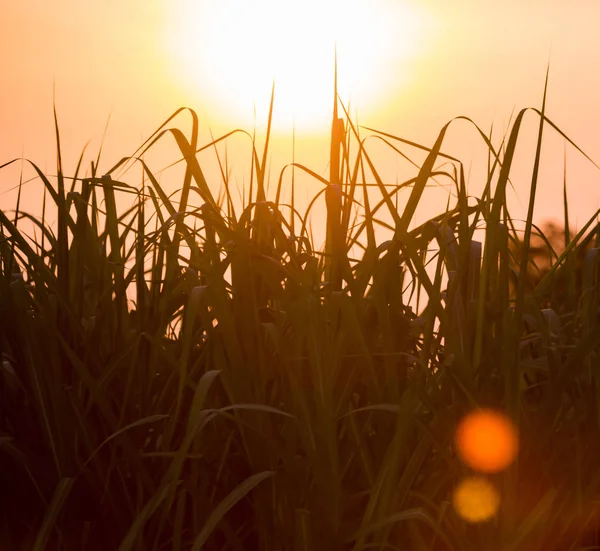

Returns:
1,75,600,550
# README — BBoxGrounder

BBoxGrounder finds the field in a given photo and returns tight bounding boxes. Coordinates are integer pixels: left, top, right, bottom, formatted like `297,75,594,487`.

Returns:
1,80,600,550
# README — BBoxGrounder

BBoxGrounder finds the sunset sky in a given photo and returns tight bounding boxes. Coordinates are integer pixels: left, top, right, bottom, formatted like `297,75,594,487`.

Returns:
2,0,600,237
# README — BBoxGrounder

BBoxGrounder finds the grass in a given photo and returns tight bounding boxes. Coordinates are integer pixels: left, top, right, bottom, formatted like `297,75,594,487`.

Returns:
1,75,600,550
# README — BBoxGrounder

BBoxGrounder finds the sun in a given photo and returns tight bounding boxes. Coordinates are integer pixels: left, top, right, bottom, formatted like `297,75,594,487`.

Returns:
165,0,425,132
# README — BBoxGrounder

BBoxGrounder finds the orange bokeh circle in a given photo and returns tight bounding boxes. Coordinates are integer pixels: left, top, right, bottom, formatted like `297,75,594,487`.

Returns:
455,409,518,473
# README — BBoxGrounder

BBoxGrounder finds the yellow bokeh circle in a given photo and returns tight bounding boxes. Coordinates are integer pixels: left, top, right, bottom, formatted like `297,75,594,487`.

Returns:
452,476,500,523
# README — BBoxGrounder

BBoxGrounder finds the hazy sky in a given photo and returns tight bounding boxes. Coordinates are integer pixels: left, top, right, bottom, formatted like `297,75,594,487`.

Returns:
2,0,600,235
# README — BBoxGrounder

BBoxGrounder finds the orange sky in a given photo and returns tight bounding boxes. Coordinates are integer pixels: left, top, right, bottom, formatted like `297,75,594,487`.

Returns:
2,0,600,240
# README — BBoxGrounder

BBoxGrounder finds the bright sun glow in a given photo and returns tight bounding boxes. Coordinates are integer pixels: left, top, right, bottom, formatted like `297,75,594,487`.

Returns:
166,0,425,132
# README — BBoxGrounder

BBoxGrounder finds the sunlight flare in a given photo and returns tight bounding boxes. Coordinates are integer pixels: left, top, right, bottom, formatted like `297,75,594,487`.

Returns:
453,476,500,523
165,0,425,132
456,409,519,473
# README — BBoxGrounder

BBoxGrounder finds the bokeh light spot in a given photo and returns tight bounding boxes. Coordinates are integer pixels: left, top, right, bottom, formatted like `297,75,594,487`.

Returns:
455,408,518,473
452,476,500,523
